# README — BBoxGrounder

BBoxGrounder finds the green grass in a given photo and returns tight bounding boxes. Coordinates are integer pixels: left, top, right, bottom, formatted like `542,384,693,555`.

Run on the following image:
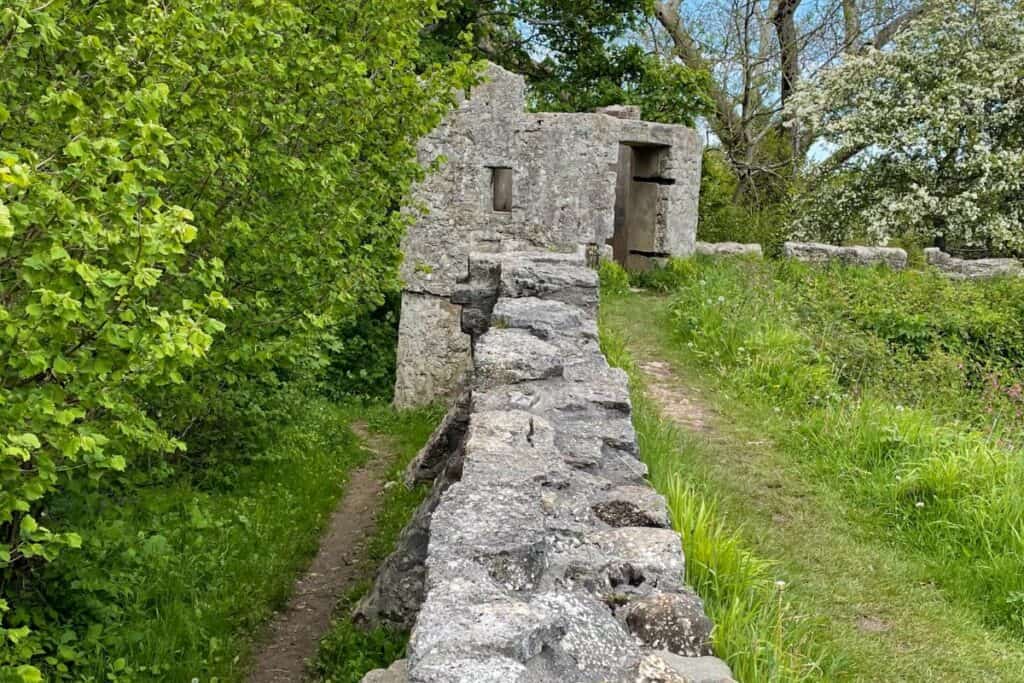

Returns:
600,308,837,681
311,406,442,683
600,261,1024,681
17,397,439,682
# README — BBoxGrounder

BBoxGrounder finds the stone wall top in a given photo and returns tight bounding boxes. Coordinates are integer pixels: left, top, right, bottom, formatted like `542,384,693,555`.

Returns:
363,252,733,683
924,247,1023,280
695,241,763,257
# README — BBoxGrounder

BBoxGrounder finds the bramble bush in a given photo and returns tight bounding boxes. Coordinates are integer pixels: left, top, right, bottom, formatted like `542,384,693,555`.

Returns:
0,0,472,677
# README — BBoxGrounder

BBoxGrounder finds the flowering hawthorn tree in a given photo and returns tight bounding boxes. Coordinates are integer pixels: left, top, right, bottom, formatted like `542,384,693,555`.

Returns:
790,0,1024,251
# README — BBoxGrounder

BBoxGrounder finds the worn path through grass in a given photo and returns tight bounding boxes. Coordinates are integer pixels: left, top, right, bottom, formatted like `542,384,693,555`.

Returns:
248,422,399,682
603,292,1024,682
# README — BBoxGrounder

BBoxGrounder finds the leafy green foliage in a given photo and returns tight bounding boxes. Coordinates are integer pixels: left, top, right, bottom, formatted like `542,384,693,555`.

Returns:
428,1,712,124
697,150,790,253
598,259,631,296
323,294,401,401
0,0,471,676
791,0,1024,251
0,397,438,679
1,398,366,679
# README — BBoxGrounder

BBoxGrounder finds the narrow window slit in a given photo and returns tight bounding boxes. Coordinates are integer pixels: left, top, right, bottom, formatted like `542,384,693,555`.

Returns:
490,167,513,212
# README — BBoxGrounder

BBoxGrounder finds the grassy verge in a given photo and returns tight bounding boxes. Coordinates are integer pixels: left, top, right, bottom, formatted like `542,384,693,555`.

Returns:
600,304,837,682
645,257,1024,634
600,266,1024,681
23,397,438,681
311,407,441,683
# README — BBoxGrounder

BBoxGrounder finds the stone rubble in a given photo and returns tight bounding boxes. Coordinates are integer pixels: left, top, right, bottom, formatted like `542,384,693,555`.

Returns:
695,241,763,257
782,241,907,269
924,247,1023,280
361,251,733,683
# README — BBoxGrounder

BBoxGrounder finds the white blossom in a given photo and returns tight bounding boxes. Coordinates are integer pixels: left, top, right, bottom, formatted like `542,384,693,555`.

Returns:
790,0,1024,251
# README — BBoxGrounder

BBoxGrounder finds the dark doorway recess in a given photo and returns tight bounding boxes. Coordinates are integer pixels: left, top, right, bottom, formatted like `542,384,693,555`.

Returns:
609,144,673,268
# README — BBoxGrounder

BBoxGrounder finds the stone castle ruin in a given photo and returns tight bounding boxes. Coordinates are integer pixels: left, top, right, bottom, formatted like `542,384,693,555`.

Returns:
394,63,702,410
356,65,733,682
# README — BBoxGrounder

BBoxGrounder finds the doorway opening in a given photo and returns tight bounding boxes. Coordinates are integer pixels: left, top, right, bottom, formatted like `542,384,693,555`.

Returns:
609,144,673,269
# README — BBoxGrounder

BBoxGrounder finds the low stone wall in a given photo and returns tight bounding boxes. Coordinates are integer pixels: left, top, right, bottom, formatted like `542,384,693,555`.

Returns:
924,248,1023,280
695,241,763,257
360,251,733,683
783,241,907,269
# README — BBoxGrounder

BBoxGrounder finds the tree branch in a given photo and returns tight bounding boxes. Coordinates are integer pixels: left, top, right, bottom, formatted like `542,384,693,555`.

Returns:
654,0,742,144
872,4,927,49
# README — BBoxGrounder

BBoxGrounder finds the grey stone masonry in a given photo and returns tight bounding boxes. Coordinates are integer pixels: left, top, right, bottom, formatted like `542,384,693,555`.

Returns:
695,241,763,257
782,241,907,269
394,62,702,408
361,251,733,683
924,248,1023,280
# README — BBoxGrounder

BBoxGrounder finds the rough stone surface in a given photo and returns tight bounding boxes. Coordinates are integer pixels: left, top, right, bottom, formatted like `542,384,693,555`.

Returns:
924,247,1023,280
782,241,907,269
394,62,702,407
596,104,643,120
394,292,471,410
695,241,763,257
361,251,730,682
474,328,564,385
405,393,470,487
362,659,410,683
619,593,714,657
635,653,736,683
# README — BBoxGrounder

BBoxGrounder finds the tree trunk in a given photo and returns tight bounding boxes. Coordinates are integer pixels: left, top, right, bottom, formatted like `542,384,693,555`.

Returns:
772,0,801,161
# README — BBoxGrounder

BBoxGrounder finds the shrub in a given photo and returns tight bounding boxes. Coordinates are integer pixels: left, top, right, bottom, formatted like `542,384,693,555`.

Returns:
697,149,790,254
0,1,473,676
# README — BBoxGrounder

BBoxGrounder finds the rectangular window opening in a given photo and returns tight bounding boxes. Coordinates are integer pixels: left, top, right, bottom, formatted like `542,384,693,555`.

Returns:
490,167,513,212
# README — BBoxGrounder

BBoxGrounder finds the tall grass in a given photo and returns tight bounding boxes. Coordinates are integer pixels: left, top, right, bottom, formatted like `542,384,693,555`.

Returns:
599,306,835,681
641,256,1024,636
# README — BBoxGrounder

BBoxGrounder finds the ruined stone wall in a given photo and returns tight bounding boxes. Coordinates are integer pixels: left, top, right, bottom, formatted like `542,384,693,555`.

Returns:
394,63,702,409
362,251,733,683
924,248,1023,280
695,241,763,257
782,241,907,269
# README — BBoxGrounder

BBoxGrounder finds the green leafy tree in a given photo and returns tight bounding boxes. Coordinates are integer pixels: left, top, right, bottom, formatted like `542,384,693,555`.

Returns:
0,1,471,676
428,0,712,125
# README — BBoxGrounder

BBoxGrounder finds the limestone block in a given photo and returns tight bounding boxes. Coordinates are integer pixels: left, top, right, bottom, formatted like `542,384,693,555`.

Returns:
783,241,907,269
592,486,672,529
499,258,599,313
393,293,471,410
474,328,564,385
635,653,736,683
695,241,763,257
491,297,592,341
361,659,409,683
924,247,1023,279
618,592,714,656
